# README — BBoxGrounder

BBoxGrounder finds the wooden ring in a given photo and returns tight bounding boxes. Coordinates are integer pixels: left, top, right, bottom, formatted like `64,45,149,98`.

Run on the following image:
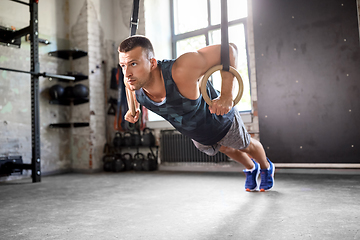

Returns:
200,65,244,106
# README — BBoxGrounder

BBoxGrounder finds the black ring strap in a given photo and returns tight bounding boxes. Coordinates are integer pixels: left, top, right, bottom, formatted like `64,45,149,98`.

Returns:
220,0,230,71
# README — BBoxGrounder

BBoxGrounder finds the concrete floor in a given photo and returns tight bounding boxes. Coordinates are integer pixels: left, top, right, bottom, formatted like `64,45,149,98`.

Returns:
0,171,360,240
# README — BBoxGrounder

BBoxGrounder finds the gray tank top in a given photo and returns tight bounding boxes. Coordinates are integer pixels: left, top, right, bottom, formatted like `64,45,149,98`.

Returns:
135,59,234,145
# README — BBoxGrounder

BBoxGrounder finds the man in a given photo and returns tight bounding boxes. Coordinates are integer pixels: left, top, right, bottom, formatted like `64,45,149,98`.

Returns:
119,35,274,192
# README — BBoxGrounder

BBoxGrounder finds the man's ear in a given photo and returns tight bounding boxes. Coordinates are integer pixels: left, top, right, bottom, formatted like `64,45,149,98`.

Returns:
150,58,157,71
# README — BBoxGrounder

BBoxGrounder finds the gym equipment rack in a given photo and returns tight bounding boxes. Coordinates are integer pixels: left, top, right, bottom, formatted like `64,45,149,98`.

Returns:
0,0,43,182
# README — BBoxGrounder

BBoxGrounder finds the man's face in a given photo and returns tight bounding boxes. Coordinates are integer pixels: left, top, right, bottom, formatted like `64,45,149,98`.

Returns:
119,46,152,91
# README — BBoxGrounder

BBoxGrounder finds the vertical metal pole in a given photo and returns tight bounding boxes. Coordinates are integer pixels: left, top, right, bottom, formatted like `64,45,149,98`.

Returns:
221,0,230,71
30,0,41,182
206,0,211,46
170,0,176,58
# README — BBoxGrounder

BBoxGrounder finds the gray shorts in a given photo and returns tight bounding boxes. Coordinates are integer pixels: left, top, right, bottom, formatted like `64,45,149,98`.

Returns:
192,110,251,156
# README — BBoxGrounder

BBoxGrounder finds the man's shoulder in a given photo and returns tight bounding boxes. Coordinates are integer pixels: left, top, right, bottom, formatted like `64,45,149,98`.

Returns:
172,53,198,74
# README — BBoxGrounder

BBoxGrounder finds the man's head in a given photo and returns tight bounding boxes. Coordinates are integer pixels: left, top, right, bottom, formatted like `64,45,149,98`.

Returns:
118,36,157,91
118,35,155,60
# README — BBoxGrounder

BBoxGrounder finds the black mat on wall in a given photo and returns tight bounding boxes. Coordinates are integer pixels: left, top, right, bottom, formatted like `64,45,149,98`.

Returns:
253,0,360,163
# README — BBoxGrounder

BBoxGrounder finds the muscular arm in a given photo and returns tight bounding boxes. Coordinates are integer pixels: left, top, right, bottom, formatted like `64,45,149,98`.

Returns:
172,44,238,114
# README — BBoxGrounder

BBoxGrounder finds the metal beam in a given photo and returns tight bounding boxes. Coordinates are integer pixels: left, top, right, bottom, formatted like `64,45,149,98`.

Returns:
30,0,41,183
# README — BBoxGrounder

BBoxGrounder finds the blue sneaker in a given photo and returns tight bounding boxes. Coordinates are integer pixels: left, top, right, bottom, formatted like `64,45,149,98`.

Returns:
243,159,260,191
259,158,275,191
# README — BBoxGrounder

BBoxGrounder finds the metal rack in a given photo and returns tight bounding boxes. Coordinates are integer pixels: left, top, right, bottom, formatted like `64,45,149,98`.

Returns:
0,0,41,182
0,0,74,182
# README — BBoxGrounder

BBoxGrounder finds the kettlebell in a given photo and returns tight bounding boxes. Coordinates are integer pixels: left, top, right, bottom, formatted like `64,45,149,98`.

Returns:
122,153,133,171
103,155,115,172
124,132,133,147
142,152,158,171
112,154,125,172
132,153,144,171
132,130,141,146
142,128,155,146
113,132,123,148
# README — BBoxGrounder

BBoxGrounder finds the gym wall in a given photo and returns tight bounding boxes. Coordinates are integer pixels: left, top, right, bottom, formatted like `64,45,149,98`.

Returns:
0,0,145,179
253,0,360,164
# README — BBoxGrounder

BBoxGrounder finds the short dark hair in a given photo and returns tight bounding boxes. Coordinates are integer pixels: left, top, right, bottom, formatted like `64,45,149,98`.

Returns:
118,35,155,59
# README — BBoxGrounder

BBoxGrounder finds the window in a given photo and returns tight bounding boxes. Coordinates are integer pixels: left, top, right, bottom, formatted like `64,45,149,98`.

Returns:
171,0,251,112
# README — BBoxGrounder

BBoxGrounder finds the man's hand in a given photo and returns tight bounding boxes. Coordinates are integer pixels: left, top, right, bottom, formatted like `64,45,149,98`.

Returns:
208,96,233,115
124,108,141,123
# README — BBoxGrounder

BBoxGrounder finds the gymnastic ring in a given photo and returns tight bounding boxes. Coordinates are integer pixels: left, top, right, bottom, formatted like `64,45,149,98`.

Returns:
200,65,244,106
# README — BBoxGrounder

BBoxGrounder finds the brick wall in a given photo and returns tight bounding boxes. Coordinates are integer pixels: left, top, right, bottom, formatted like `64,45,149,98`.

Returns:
68,0,145,172
1,0,146,179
